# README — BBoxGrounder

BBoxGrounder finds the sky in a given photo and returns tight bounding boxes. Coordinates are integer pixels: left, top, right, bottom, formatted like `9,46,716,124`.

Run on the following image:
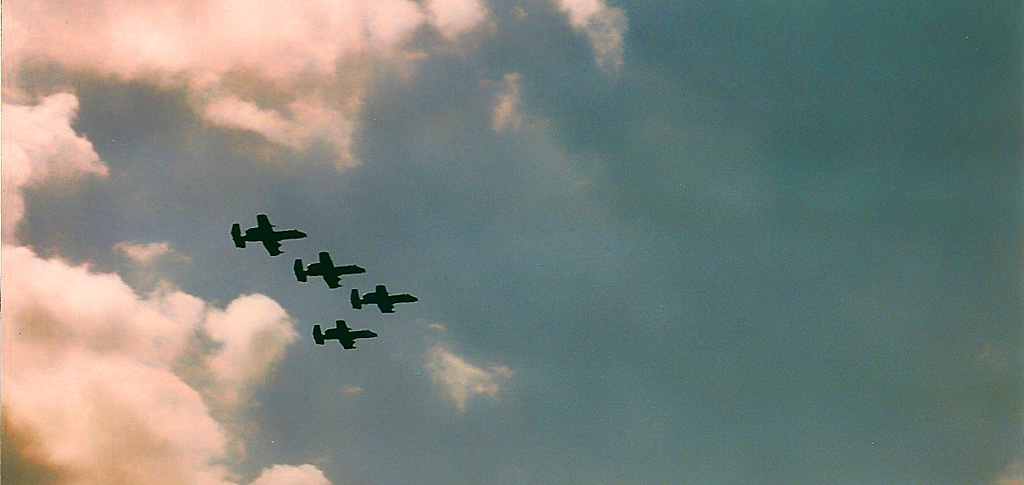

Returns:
2,1,1022,484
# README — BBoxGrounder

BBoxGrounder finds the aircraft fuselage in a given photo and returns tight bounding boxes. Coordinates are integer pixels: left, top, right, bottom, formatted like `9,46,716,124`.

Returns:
351,285,418,312
313,321,378,349
242,227,305,242
295,252,366,288
231,214,307,255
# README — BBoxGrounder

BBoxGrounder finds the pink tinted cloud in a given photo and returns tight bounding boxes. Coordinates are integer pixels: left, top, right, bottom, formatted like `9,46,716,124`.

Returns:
3,245,229,483
2,245,324,483
203,96,357,168
204,294,299,407
115,241,191,265
4,0,417,82
4,0,489,167
250,464,332,485
425,0,489,39
2,7,353,479
1,94,108,242
0,79,330,484
555,0,628,74
491,72,524,133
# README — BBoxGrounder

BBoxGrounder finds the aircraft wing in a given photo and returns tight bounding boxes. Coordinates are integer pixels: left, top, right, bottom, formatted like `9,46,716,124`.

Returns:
261,239,282,256
323,272,341,288
340,339,356,349
256,214,273,229
395,294,418,304
278,229,307,240
340,264,366,275
378,302,395,313
350,330,377,339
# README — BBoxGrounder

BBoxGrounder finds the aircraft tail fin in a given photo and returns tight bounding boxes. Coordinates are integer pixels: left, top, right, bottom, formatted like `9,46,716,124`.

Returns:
231,224,245,248
312,325,325,345
294,259,307,282
351,289,362,309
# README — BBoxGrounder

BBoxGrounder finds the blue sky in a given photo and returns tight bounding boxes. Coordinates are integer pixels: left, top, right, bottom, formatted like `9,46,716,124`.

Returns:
3,1,1022,484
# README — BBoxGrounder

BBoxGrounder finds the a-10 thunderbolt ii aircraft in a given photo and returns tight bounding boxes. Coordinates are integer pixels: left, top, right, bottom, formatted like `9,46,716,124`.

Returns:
231,214,307,256
313,320,378,349
351,285,418,313
294,251,366,288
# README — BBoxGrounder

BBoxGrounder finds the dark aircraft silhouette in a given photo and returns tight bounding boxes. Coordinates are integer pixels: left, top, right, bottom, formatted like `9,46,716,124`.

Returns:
313,320,378,349
231,214,307,256
294,252,366,288
351,285,418,313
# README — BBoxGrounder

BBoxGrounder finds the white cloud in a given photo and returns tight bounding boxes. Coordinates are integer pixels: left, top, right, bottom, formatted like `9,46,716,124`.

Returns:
425,345,512,412
555,0,628,74
250,464,332,485
4,0,490,168
1,245,323,483
2,94,108,242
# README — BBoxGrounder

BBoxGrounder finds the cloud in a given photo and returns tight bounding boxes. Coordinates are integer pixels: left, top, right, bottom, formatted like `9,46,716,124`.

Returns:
489,72,551,135
992,462,1024,485
3,245,206,366
3,245,226,483
203,295,300,407
203,95,358,168
491,73,524,133
115,240,192,265
250,464,331,485
1,94,108,242
0,43,329,483
424,0,488,39
1,245,321,483
1,413,73,483
425,345,512,412
4,0,424,82
555,0,628,74
341,385,365,396
4,0,490,168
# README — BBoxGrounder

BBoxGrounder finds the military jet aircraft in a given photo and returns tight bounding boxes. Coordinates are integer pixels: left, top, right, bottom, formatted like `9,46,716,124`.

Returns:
351,285,418,313
231,214,307,256
313,320,378,349
294,251,366,288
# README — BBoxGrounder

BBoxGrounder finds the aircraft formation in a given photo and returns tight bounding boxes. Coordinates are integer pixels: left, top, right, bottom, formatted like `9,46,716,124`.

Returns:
231,214,418,349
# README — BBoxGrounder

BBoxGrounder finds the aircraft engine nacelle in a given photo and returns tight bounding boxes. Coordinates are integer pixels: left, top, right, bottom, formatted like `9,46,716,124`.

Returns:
350,289,362,309
231,224,245,248
294,259,307,282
